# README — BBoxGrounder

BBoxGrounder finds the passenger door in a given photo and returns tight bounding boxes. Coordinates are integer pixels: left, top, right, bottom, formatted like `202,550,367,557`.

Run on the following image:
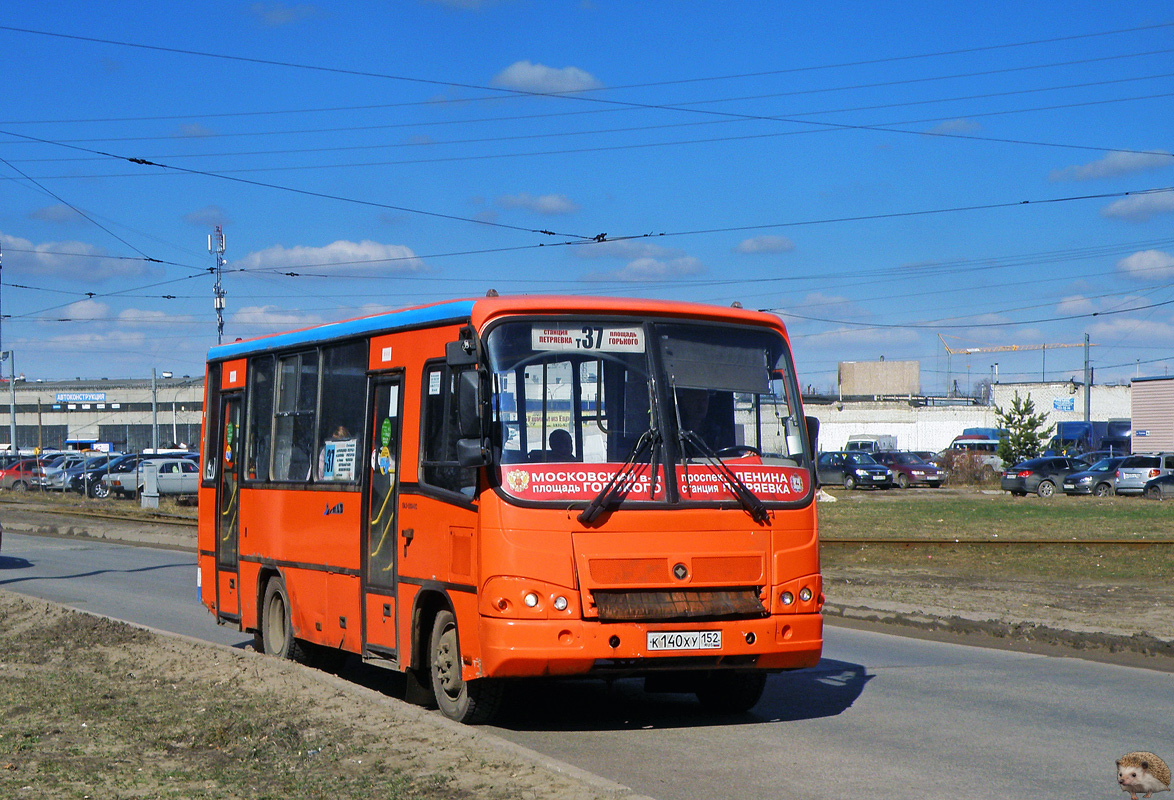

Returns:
362,375,403,660
215,395,242,621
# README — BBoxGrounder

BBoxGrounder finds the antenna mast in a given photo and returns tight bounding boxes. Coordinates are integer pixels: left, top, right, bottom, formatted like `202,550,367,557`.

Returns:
209,226,227,345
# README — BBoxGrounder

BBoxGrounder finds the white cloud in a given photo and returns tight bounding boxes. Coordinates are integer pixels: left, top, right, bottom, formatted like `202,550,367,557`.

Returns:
236,240,427,272
584,255,704,282
793,325,919,349
249,2,321,26
423,0,496,7
28,205,85,225
496,193,580,215
62,300,111,320
231,305,322,328
0,232,153,280
925,119,980,135
176,123,216,138
572,239,678,261
117,309,197,327
183,206,231,228
1089,316,1174,343
734,235,795,254
1056,295,1095,315
1100,192,1174,222
1049,150,1173,182
1117,249,1174,280
491,61,603,94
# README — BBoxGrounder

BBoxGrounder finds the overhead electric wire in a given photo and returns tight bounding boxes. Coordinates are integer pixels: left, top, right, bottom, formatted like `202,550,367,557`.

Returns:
2,25,1171,167
3,20,1170,103
10,70,1173,167
7,86,1171,183
0,130,598,242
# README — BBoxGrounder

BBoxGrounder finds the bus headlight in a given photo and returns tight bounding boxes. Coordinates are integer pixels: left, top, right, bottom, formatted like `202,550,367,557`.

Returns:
480,577,579,619
798,587,813,602
780,591,794,605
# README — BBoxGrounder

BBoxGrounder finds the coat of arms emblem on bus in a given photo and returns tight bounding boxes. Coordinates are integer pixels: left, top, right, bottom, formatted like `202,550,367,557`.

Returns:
506,469,530,492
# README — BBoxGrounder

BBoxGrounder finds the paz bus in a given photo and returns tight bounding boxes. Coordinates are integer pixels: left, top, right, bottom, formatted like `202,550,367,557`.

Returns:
197,295,823,723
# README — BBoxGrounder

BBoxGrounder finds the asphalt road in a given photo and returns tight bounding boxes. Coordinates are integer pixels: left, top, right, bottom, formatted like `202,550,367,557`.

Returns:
2,530,1171,800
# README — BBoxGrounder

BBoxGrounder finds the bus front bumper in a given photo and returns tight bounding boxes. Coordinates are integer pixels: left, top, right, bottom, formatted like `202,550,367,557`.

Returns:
476,613,822,679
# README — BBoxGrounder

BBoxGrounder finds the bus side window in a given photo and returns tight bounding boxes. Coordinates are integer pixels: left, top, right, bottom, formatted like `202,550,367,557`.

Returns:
273,351,318,482
421,364,478,497
246,355,275,482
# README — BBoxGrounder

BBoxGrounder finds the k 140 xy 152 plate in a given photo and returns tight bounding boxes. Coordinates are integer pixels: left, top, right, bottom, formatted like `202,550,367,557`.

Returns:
646,630,722,651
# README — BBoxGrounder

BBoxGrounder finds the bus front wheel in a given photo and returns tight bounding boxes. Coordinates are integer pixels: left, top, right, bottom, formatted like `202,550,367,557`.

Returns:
428,609,502,724
695,670,767,714
261,577,309,664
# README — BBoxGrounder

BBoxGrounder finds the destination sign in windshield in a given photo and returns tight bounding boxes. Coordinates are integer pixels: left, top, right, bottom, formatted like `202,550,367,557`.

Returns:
531,325,645,353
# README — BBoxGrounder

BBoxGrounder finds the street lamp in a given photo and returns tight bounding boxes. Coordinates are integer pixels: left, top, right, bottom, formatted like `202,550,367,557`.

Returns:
1,351,14,455
150,368,172,452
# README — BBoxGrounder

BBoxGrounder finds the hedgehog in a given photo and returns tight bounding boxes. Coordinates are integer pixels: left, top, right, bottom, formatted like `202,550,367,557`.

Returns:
1117,752,1171,800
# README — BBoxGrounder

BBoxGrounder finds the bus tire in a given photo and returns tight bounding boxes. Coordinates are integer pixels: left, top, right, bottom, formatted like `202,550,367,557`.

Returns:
428,608,501,724
695,670,767,714
260,577,310,664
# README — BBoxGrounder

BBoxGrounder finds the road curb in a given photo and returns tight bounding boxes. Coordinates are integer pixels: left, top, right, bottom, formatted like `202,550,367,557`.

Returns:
823,602,1174,661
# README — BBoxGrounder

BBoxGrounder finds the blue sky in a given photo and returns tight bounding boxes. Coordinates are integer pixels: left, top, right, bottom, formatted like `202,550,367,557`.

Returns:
1,0,1172,394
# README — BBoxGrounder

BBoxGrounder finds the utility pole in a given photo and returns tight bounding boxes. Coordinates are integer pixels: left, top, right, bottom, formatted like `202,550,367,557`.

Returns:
1083,333,1091,423
151,367,158,453
209,226,227,345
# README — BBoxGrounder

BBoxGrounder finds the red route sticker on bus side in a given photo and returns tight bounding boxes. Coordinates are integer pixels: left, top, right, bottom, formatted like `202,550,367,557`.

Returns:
499,463,807,502
500,463,666,501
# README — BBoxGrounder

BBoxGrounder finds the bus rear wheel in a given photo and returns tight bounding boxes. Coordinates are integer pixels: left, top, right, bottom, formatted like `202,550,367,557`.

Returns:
260,577,310,664
695,670,767,714
428,609,502,724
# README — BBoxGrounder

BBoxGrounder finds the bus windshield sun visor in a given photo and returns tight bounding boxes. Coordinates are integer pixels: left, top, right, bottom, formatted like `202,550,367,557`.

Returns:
659,337,770,393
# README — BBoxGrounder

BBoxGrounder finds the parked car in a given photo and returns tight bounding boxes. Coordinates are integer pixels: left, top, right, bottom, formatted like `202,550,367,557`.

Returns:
83,453,188,498
1001,456,1089,497
45,452,121,491
0,458,43,490
1115,453,1174,495
817,451,892,489
101,457,199,499
942,436,1004,472
1143,473,1174,500
1061,456,1125,497
872,451,944,488
844,434,897,453
67,453,134,496
38,452,93,490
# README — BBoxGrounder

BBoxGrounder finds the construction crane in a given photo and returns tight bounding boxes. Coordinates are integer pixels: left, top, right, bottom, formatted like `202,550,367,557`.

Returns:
937,334,1094,396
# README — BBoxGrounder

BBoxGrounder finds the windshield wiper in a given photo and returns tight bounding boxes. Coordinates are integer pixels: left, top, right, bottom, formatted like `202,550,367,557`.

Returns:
577,427,662,525
678,430,770,525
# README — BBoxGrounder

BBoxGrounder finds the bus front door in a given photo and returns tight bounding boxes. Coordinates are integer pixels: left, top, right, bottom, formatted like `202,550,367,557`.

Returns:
215,394,242,621
363,375,403,660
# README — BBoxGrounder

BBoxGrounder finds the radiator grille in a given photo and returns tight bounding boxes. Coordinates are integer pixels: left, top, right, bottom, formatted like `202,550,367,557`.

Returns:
593,588,766,622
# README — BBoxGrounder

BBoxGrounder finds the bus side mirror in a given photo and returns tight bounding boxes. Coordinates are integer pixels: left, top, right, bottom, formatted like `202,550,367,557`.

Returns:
456,437,490,467
805,415,820,455
457,370,483,439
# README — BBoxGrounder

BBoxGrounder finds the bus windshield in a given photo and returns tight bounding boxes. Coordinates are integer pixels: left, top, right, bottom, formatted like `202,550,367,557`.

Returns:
485,318,812,506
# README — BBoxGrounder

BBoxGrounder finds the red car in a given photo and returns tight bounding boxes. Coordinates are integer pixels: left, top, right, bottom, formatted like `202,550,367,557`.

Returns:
872,451,944,489
0,458,43,491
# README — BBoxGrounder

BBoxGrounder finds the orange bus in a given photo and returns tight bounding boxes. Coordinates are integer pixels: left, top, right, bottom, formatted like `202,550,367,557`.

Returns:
198,295,823,722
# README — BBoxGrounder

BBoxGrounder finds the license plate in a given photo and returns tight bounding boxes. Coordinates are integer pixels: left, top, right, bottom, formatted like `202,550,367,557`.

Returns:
647,630,722,651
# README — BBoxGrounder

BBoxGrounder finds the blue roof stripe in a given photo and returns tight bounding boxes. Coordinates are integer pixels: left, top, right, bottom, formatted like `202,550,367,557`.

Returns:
207,299,476,361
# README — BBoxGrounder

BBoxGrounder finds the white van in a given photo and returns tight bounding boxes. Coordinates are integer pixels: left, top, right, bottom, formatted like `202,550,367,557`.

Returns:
844,434,897,453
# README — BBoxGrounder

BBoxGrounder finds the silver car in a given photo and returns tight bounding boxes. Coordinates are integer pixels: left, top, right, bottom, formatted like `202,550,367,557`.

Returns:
101,457,199,499
1115,453,1174,495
